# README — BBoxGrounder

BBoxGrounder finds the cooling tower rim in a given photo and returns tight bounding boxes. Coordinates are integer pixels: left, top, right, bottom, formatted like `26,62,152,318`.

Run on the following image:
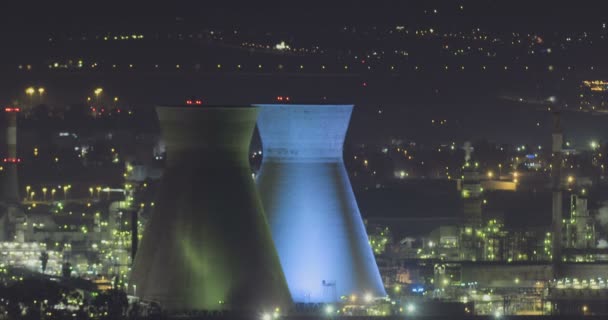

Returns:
156,105,255,109
253,103,354,108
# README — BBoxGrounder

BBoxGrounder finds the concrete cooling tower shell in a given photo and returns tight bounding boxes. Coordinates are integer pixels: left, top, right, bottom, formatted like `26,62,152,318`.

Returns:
254,104,386,303
131,106,291,312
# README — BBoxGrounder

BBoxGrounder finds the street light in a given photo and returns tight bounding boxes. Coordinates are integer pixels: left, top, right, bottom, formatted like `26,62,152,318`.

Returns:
406,304,415,313
63,185,71,200
51,188,56,201
42,187,48,201
37,87,45,104
94,88,103,104
25,87,35,107
590,141,599,150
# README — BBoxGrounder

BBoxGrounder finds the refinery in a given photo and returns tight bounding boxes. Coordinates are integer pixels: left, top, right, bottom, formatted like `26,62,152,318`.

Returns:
3,2,608,319
1,100,608,318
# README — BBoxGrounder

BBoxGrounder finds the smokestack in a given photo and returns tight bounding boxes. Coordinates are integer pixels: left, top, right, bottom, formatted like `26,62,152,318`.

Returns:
1,106,21,203
254,104,386,303
130,105,290,312
130,209,138,262
552,111,563,262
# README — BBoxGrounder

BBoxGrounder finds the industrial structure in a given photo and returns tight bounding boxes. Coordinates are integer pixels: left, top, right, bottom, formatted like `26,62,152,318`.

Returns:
255,104,386,303
131,105,290,312
551,112,563,263
579,80,608,113
0,106,26,242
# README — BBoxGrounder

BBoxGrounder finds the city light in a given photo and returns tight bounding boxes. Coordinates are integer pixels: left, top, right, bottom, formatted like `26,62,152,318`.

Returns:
4,6,608,318
275,41,290,50
406,303,415,313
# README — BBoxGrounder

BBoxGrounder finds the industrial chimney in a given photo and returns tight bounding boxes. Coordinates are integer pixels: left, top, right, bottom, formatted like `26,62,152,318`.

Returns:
0,106,25,242
551,112,563,263
254,104,386,303
1,106,21,203
131,105,291,312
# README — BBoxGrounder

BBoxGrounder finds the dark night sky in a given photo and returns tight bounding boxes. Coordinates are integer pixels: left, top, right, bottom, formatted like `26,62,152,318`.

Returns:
2,1,608,146
1,1,606,32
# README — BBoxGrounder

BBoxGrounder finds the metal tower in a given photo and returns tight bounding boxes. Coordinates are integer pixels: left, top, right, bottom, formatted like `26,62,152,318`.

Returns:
254,104,386,303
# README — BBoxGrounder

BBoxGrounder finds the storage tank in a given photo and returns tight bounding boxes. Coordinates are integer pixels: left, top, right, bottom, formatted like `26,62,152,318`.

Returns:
254,104,386,303
131,105,291,313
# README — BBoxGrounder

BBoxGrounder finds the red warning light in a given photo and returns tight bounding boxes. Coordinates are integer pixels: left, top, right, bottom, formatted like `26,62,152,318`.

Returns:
3,158,21,163
4,107,20,113
276,96,284,101
195,100,203,105
186,100,193,105
285,96,291,102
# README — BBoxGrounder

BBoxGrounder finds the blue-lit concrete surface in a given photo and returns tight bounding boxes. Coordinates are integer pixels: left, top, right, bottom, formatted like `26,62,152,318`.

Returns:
131,106,291,312
255,104,386,303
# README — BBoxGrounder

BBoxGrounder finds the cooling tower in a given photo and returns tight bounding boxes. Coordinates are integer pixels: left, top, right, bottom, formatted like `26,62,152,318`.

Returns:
254,104,386,303
131,105,291,312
